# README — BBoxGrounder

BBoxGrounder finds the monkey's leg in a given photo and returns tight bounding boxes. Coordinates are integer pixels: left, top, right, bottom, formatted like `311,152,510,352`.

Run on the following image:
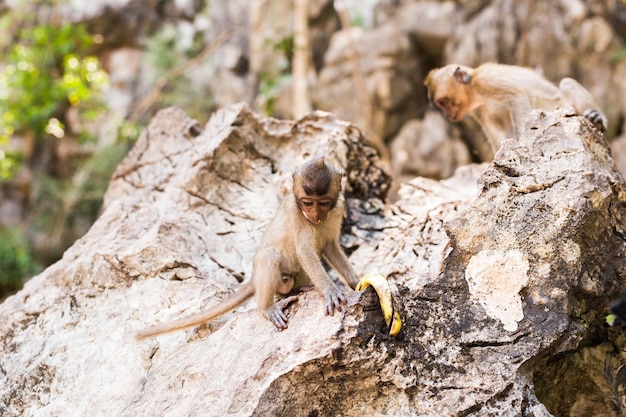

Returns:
254,247,298,330
471,113,503,152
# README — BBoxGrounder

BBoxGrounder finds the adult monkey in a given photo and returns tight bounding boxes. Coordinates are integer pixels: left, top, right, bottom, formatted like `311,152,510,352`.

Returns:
424,63,607,152
136,158,359,339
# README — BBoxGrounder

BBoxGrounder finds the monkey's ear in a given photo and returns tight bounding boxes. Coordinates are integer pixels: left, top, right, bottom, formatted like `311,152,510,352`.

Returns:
453,66,471,84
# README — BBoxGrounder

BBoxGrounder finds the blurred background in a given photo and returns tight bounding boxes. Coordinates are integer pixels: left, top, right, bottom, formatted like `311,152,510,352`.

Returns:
1,0,625,298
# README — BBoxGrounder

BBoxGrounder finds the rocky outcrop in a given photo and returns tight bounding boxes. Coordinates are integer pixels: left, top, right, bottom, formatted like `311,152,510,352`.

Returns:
311,22,425,144
1,105,626,416
389,111,472,181
5,0,626,282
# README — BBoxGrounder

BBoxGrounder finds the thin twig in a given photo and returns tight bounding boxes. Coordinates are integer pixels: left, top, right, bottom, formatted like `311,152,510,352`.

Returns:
130,28,236,121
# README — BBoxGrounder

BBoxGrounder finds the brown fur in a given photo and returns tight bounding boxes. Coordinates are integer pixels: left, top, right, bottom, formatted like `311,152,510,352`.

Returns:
136,158,358,339
424,63,607,152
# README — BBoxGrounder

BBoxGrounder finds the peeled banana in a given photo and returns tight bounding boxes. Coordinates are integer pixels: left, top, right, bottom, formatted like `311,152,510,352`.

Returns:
356,273,403,336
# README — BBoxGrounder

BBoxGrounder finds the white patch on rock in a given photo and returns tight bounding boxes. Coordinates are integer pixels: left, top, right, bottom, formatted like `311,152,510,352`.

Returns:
465,249,529,331
562,240,581,265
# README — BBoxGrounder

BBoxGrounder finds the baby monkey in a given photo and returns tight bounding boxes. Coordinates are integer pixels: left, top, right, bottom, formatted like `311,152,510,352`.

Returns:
136,158,359,339
424,63,607,152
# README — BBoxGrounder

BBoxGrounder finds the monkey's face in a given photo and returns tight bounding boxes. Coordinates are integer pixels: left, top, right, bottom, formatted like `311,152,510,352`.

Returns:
435,95,468,122
295,191,336,225
427,80,469,122
292,158,342,225
425,65,471,122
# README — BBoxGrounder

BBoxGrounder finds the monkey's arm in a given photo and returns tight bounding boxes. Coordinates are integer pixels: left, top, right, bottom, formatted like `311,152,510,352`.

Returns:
252,246,299,330
559,78,607,132
296,238,346,316
323,241,359,289
508,96,534,138
472,106,509,151
135,283,254,340
473,101,522,152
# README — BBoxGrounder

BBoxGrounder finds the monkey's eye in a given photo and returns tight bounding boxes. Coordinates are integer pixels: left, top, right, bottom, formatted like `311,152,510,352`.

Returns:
436,98,448,108
319,201,331,207
301,201,314,207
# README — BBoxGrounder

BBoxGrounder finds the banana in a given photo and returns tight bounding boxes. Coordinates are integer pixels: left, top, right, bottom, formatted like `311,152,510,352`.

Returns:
356,273,403,336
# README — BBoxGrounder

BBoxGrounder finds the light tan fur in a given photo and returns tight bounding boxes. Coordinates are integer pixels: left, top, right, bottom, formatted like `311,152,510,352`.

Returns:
135,283,257,340
424,63,607,152
136,158,358,339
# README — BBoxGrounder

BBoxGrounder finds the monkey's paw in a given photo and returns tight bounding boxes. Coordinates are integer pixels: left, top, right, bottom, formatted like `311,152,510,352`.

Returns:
266,295,299,330
356,273,403,336
583,109,606,132
323,287,347,317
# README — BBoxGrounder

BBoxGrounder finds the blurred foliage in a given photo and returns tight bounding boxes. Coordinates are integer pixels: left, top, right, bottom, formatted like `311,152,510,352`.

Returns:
0,6,122,297
258,71,291,115
0,21,108,179
0,2,232,297
350,12,366,27
143,23,215,122
257,36,294,115
27,142,130,268
612,42,626,63
273,35,295,63
0,149,21,178
117,119,143,144
0,227,36,297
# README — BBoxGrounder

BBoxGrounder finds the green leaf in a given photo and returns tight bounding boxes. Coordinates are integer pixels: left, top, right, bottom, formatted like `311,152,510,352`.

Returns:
606,314,617,326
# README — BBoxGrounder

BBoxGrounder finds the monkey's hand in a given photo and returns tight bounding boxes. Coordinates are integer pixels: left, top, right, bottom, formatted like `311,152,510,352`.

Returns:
265,295,299,330
324,286,347,316
583,109,606,132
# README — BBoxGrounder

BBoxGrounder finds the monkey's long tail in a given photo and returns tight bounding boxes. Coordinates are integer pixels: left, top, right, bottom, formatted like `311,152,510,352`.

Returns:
135,283,255,340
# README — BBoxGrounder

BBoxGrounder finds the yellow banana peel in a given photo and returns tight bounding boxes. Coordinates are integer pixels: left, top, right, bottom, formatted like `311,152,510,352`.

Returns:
356,273,402,336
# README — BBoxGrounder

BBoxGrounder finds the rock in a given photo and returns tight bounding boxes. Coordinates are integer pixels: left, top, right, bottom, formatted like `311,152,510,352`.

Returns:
0,104,390,417
312,22,425,143
397,1,460,59
2,105,626,417
443,109,626,415
249,0,340,118
610,134,626,175
389,111,472,181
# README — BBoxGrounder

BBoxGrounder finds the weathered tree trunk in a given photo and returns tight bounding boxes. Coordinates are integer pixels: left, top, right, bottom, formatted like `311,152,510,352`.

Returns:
292,0,311,119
